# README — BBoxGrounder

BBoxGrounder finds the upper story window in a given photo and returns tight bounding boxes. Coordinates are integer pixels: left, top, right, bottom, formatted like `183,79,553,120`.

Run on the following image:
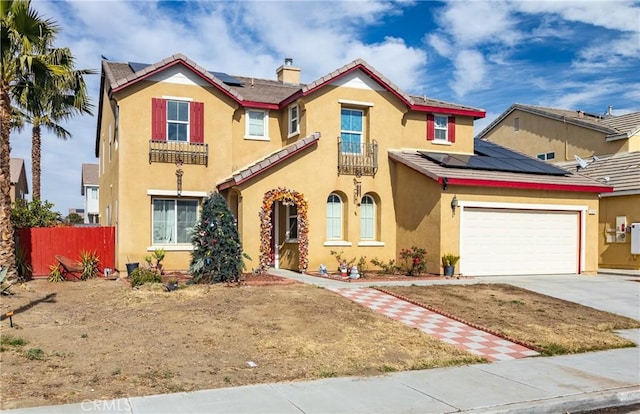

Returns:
514,117,520,132
151,98,204,143
537,152,555,161
340,108,363,153
434,115,448,141
90,187,98,200
245,109,269,140
288,104,299,137
427,114,456,143
167,100,189,142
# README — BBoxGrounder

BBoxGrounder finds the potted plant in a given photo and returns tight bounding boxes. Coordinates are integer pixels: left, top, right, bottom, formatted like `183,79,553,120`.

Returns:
441,253,460,277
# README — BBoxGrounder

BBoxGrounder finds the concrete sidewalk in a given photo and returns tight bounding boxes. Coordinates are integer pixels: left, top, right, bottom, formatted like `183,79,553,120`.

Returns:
3,272,639,414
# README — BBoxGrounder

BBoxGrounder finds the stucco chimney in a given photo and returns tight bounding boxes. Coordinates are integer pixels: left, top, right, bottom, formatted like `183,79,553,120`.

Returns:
276,58,300,85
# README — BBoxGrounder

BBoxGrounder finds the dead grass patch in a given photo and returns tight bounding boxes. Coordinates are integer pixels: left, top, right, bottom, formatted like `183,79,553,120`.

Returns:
380,284,640,355
0,279,481,410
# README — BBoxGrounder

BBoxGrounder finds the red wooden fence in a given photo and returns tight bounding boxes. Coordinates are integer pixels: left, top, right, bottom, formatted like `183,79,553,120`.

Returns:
16,227,115,278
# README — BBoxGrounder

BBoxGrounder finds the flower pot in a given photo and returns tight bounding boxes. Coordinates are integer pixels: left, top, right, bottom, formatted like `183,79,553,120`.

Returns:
444,265,455,277
126,262,139,275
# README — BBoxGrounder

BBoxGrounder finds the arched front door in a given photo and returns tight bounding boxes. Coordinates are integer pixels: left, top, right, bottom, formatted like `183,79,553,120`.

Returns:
259,188,309,273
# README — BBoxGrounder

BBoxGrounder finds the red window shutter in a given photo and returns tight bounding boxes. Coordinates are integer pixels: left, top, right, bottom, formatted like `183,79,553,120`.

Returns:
151,98,166,141
426,114,434,141
448,116,456,143
190,101,204,143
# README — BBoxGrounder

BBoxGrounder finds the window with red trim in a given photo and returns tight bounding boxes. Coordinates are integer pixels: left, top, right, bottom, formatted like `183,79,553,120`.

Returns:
151,98,204,143
427,114,455,143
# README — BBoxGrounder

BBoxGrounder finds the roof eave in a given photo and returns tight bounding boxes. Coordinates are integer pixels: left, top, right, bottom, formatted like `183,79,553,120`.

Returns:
442,177,613,193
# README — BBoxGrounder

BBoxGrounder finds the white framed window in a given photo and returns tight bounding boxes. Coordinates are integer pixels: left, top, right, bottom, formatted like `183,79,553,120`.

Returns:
434,115,448,141
340,108,363,153
152,198,198,244
167,100,190,142
288,104,299,137
537,152,555,161
326,193,343,240
245,109,269,140
286,204,298,242
90,187,98,200
360,195,375,240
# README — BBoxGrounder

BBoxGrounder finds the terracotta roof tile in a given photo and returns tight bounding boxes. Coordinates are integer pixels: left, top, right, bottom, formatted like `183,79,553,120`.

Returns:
554,152,640,193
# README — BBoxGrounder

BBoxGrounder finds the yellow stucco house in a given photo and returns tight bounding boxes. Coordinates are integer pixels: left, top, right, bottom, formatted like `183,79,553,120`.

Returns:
477,104,640,271
95,55,611,277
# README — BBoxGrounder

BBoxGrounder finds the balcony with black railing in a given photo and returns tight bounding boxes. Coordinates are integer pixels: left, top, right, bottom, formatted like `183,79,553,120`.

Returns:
149,140,208,166
337,138,378,177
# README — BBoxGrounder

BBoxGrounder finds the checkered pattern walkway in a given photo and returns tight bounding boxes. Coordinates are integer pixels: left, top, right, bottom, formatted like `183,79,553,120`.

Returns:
330,287,539,362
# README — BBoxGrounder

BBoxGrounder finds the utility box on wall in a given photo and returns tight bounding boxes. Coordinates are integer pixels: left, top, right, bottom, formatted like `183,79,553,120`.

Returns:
631,223,640,255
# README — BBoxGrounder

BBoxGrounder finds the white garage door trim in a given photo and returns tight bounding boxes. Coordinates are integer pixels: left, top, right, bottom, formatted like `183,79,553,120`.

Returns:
458,201,586,276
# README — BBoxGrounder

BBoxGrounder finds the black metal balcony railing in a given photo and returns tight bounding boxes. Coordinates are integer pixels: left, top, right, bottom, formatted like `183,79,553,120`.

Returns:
149,140,208,166
337,138,378,177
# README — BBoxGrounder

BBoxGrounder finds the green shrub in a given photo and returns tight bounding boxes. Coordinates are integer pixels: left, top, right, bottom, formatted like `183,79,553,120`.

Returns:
1,335,27,347
130,267,162,287
25,348,46,360
48,264,64,282
80,250,100,280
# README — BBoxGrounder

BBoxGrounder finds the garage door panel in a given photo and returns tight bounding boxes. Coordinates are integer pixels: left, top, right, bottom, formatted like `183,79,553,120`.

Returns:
461,208,578,276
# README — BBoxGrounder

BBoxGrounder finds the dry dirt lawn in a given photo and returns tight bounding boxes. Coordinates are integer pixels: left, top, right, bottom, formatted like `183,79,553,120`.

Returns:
0,276,638,410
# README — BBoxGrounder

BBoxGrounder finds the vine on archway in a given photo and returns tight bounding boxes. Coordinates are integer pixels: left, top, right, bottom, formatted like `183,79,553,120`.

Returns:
259,187,309,272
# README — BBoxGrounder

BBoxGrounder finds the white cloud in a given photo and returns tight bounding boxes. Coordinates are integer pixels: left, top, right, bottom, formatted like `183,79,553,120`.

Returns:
451,50,488,98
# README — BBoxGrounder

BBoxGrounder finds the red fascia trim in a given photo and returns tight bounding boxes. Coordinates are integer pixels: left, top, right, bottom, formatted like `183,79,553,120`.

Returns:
242,101,280,110
217,138,319,191
411,105,486,119
288,65,412,108
112,60,242,104
442,177,613,193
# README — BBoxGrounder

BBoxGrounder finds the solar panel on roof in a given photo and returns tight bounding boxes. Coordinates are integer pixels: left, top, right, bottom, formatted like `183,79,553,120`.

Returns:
210,71,243,86
128,62,150,73
419,139,569,176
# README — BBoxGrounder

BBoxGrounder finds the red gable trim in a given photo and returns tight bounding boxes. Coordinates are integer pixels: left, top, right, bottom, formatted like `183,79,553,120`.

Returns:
437,177,613,193
412,105,486,119
112,59,242,104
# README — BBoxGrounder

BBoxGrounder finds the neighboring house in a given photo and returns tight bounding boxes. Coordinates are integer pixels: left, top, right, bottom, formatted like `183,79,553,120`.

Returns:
95,55,610,276
9,158,28,204
81,163,99,224
477,104,640,271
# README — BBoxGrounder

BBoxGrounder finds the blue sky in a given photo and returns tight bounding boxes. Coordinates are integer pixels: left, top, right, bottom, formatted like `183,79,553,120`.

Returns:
10,0,640,215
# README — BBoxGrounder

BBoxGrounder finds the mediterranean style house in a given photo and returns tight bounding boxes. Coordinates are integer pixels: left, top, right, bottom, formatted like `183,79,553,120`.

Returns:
477,104,640,271
95,55,611,276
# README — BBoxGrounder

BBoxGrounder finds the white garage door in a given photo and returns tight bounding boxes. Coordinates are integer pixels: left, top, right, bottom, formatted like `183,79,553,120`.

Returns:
460,208,579,276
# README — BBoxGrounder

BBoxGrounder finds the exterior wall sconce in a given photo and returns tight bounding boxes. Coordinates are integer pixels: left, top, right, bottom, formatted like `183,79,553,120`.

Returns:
353,178,362,205
451,195,458,214
442,177,448,190
175,156,184,197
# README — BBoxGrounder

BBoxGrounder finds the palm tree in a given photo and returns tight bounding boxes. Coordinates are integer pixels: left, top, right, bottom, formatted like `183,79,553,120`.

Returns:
16,48,95,200
0,0,59,280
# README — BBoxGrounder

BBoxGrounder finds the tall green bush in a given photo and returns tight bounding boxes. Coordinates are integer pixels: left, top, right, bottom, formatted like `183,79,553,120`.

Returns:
11,199,62,228
189,192,247,284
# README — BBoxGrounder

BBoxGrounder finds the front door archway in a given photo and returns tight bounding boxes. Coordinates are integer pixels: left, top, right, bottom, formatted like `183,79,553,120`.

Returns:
259,187,308,272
